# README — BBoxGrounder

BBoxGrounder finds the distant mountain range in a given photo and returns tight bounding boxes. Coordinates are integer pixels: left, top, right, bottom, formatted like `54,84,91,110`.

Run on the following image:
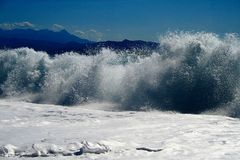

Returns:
0,29,91,44
0,29,159,55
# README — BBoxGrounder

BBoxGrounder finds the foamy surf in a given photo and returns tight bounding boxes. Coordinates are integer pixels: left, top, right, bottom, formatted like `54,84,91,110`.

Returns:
0,32,240,117
0,100,240,159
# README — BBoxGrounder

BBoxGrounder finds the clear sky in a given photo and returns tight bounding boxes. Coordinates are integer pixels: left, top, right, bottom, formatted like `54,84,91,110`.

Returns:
0,0,240,41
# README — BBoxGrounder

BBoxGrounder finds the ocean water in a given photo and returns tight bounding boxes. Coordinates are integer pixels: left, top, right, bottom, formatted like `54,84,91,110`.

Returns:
1,32,240,117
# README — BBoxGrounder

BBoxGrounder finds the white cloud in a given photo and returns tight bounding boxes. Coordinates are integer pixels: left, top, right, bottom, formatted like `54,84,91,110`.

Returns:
87,29,103,41
52,24,65,31
74,29,103,41
74,30,86,37
0,21,35,30
15,22,35,28
0,23,14,30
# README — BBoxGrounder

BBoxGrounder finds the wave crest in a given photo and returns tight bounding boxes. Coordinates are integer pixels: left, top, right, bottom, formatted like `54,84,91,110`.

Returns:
1,32,240,117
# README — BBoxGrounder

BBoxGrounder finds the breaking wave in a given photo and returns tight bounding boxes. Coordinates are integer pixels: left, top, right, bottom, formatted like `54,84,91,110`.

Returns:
1,32,240,117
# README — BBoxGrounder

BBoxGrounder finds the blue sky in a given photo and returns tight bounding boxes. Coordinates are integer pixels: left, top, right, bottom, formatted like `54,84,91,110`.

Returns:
0,0,240,41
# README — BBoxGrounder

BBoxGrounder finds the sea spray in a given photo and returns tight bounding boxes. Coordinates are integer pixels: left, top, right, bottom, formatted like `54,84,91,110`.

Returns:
1,32,240,117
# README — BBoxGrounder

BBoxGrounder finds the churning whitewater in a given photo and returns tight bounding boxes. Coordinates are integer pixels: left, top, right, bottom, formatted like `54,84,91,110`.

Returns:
1,32,240,117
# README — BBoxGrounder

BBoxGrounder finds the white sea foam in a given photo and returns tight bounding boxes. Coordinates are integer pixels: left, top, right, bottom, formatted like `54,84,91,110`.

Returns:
1,32,240,116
